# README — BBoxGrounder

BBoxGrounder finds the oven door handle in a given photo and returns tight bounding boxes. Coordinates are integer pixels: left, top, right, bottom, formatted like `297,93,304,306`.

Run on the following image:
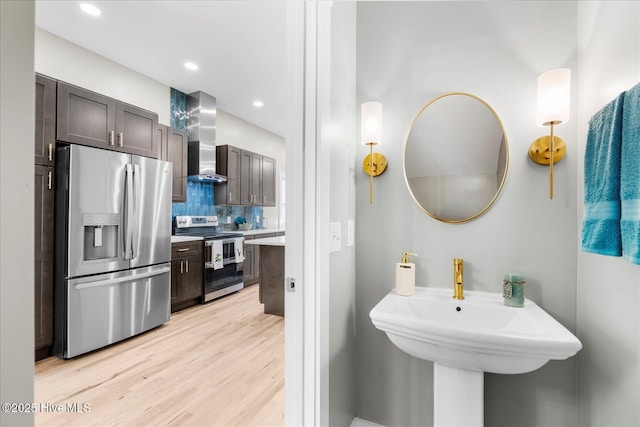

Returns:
204,240,213,268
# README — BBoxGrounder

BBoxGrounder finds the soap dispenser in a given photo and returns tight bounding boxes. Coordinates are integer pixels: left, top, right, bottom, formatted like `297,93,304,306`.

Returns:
396,252,416,296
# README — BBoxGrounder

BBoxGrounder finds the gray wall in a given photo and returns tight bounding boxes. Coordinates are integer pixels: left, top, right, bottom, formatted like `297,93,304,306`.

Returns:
355,2,580,426
35,27,171,124
0,1,35,426
576,2,640,426
328,2,357,426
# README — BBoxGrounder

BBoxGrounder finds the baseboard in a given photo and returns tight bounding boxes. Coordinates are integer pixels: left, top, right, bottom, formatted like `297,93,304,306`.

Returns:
350,417,387,427
35,346,51,362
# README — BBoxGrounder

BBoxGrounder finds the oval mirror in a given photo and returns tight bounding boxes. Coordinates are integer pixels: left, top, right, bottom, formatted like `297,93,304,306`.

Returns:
403,93,509,223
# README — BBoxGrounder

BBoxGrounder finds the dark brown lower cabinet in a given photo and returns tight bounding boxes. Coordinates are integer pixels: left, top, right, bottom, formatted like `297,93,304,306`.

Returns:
171,241,203,312
243,241,259,287
35,165,54,360
259,245,284,317
243,232,284,290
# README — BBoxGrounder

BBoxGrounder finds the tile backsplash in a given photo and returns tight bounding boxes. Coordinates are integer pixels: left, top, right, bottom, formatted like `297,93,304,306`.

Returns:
170,87,187,130
171,181,263,231
172,181,214,218
215,205,264,231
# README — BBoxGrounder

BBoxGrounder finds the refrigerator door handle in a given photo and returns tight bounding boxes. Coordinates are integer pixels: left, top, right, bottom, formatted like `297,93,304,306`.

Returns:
124,164,134,259
131,164,141,260
73,266,171,290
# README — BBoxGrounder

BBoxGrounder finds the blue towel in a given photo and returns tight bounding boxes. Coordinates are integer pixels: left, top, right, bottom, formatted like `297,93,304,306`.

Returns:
581,93,625,257
621,83,640,265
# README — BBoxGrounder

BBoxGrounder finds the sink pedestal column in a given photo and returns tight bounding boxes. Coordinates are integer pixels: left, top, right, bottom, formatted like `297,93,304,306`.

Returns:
433,363,483,427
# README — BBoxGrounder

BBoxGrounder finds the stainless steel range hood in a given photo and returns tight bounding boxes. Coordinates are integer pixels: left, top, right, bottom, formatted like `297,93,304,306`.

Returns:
186,91,227,183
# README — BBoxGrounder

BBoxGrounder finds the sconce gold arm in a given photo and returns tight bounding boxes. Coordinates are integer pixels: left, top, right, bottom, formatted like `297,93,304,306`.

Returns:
528,121,566,200
549,122,555,199
362,143,388,204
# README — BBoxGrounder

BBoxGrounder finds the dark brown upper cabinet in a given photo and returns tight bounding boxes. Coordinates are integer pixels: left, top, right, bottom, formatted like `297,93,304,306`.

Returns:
239,149,253,205
262,155,276,206
216,144,276,207
214,145,242,205
35,74,57,166
57,81,158,159
158,124,188,202
250,152,263,205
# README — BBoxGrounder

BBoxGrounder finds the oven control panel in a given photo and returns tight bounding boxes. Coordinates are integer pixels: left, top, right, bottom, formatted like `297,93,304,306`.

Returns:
174,216,219,228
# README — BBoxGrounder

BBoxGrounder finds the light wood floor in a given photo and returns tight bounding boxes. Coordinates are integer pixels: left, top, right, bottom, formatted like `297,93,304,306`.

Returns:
35,285,284,427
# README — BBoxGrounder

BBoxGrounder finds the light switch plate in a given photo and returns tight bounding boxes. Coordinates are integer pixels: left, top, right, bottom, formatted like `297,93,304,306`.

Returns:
330,222,341,253
347,220,354,247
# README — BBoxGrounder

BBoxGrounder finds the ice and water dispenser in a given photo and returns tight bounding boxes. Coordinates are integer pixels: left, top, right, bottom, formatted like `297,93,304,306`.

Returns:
82,213,119,260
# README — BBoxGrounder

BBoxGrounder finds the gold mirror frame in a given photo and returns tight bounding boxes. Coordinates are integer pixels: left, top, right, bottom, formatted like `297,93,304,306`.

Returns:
402,92,509,223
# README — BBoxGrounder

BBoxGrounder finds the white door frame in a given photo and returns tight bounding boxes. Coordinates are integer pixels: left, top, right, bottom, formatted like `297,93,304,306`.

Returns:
284,2,314,425
284,2,333,425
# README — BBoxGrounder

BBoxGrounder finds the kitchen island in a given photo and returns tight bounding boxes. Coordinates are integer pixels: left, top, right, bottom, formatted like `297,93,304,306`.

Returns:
244,236,285,316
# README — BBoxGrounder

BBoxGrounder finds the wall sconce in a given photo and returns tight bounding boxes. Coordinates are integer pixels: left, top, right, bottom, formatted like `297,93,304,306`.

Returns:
529,68,571,199
361,101,387,204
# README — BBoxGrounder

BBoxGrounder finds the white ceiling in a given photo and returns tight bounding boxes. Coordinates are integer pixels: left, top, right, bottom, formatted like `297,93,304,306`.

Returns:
35,0,288,137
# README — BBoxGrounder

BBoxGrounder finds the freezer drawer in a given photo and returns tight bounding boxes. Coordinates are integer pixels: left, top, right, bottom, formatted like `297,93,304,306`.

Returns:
63,263,170,358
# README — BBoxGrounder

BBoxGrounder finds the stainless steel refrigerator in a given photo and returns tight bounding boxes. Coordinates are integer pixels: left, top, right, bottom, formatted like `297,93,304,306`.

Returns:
54,144,172,359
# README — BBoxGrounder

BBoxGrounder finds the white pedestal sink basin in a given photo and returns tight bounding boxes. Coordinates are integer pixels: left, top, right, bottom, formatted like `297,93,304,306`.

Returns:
370,287,582,427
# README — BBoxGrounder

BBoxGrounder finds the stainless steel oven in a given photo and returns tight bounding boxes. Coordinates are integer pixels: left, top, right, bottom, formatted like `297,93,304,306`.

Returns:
174,216,244,302
203,235,244,301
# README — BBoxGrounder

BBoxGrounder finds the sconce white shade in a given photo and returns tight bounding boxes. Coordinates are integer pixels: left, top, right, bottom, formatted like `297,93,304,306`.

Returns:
536,68,571,126
361,101,382,146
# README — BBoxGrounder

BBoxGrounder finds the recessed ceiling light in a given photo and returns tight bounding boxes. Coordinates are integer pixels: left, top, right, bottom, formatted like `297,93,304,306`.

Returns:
79,3,101,16
253,100,264,108
184,62,199,71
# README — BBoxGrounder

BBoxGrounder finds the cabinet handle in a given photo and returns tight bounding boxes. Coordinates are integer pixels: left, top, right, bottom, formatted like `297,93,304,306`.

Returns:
118,132,123,147
48,143,53,161
180,261,183,274
47,171,52,190
229,192,232,200
109,131,115,146
185,260,189,273
177,248,190,252
263,195,266,204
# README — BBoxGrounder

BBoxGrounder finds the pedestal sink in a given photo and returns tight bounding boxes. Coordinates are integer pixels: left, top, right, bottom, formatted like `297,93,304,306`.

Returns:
369,287,582,427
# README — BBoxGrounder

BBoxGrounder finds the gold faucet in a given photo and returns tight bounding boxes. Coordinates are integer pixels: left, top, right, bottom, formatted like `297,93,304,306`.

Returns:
453,258,464,300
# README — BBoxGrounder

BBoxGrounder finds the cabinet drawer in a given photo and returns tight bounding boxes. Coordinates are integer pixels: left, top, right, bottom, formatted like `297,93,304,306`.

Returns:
171,241,203,258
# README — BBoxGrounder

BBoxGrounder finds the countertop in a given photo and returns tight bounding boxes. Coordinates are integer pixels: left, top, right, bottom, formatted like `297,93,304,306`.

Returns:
171,235,204,244
219,228,285,237
171,229,283,243
243,236,285,247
